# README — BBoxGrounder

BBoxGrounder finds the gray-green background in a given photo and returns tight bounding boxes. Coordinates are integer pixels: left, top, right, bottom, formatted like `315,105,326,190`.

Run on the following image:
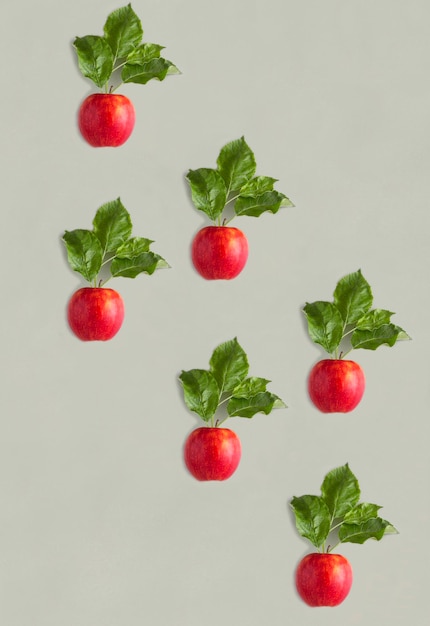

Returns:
0,0,428,623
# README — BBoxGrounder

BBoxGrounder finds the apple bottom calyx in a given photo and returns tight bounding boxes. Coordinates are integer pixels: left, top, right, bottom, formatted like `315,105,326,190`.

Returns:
67,287,125,341
295,553,353,607
308,359,365,413
191,226,249,280
184,427,242,481
78,93,136,148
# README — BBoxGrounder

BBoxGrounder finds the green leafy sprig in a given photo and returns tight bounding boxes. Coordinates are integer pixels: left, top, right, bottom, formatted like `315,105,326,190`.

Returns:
62,198,169,287
186,137,294,226
73,4,180,93
290,464,398,553
179,338,286,427
303,269,410,359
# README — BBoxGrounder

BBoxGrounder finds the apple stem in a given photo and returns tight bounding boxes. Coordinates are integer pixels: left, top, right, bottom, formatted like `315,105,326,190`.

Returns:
320,542,333,554
104,60,130,94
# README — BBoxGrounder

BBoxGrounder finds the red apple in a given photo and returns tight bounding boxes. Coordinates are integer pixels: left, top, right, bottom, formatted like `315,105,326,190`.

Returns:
78,93,135,147
191,226,249,280
184,427,242,481
308,359,365,413
295,553,353,607
67,287,125,341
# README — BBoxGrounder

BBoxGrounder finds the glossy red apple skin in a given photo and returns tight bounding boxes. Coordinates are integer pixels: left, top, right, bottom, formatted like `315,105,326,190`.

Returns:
78,94,136,147
295,553,353,607
67,287,125,341
308,359,365,413
184,427,242,481
191,226,249,280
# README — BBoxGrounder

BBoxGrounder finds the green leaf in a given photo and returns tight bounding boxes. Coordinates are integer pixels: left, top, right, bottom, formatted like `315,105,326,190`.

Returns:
238,176,294,213
92,198,133,255
351,324,410,350
239,175,278,195
339,517,396,544
179,369,220,422
382,523,399,536
343,502,382,524
227,392,285,418
290,495,331,550
272,396,287,409
320,464,361,520
63,229,103,283
126,42,164,63
231,376,271,398
103,3,143,60
165,63,181,77
234,190,291,217
122,57,177,84
73,35,114,89
303,301,344,355
209,337,249,395
356,308,394,330
186,168,227,222
111,252,168,278
216,137,256,193
333,269,373,325
115,236,154,257
115,238,170,276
